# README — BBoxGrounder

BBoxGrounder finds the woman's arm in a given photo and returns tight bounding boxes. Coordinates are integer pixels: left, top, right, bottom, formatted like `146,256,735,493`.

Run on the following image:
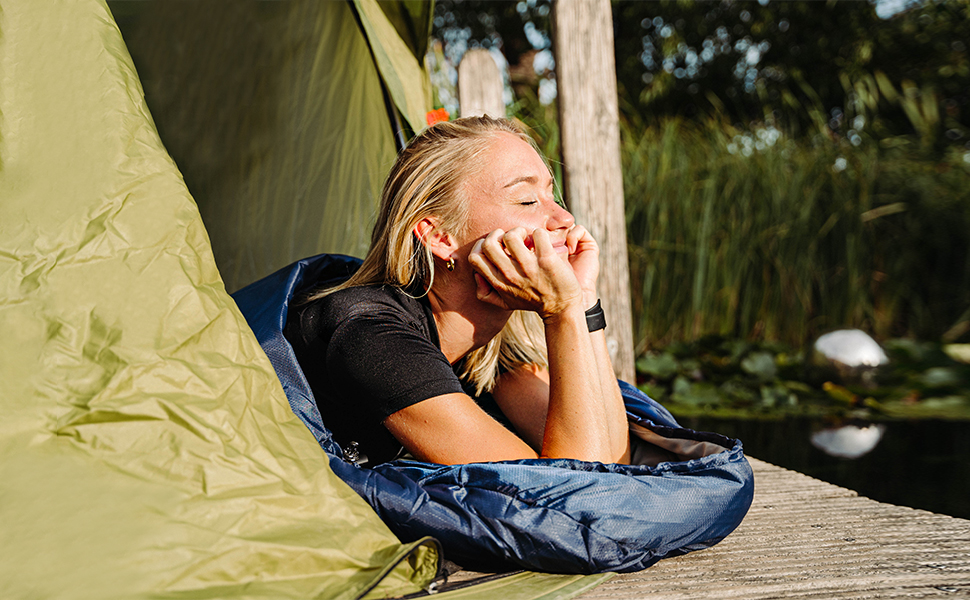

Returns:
383,392,540,464
491,341,629,464
382,311,629,465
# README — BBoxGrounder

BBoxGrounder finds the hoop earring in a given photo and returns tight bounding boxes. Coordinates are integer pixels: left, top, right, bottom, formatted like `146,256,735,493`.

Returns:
445,257,456,272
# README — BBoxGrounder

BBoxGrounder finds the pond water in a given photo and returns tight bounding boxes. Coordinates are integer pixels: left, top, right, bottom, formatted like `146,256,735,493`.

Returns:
682,416,970,520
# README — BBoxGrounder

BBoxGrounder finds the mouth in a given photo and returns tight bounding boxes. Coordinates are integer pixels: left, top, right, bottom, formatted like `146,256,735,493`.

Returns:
521,235,569,254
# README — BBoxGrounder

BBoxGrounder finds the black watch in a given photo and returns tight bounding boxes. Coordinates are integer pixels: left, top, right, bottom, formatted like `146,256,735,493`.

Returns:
585,299,606,332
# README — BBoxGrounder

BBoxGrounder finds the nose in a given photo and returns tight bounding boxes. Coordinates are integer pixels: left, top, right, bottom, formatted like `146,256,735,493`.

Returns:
546,197,575,231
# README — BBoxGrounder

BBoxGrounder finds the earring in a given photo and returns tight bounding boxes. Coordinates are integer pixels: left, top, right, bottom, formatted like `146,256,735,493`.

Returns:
445,257,456,271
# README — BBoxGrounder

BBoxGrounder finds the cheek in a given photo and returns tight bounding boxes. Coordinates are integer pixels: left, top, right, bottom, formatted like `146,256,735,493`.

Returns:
465,208,508,239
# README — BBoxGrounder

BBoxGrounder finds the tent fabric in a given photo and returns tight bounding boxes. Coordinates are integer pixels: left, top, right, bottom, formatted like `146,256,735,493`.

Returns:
232,254,755,574
376,0,435,61
0,2,444,598
112,0,432,293
352,0,435,135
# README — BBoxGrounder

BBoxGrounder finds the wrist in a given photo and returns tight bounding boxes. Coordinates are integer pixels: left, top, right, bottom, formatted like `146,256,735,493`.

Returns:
582,289,599,311
540,299,586,328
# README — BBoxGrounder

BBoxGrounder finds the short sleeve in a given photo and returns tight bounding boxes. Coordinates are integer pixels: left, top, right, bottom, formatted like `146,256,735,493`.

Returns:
325,304,465,420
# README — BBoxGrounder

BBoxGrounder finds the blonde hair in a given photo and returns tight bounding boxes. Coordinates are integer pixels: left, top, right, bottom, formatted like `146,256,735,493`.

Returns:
306,115,548,395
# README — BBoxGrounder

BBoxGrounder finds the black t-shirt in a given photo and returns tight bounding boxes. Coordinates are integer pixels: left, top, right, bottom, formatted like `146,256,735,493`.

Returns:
284,285,472,465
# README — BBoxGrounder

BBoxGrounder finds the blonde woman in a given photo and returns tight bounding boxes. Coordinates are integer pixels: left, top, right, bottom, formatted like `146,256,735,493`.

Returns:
285,116,629,466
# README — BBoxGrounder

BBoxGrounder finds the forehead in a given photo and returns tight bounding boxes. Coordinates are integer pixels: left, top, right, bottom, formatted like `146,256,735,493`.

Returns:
470,132,551,192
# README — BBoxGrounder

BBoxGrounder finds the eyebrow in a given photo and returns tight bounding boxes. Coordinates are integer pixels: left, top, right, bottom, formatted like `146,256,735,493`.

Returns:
503,175,554,189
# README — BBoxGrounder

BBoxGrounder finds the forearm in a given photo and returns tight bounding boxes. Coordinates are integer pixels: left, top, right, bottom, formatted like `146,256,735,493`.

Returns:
583,292,630,462
540,301,629,463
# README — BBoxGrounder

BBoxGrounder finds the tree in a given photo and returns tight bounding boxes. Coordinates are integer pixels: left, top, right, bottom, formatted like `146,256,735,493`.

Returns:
612,0,969,149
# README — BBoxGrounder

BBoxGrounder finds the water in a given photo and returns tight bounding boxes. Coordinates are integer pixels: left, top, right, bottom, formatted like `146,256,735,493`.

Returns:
682,416,970,520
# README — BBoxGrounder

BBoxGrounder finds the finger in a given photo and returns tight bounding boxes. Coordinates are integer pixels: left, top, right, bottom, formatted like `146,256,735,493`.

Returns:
474,272,508,308
570,225,600,256
502,228,536,268
474,272,489,297
481,229,528,281
530,227,557,259
479,229,511,263
565,224,586,255
469,237,511,288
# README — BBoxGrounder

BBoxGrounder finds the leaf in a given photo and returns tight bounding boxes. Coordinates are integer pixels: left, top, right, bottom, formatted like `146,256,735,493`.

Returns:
760,384,797,408
720,379,759,404
781,380,814,393
823,381,857,405
636,352,680,380
637,382,669,403
741,351,777,381
918,367,966,390
919,396,970,410
943,344,970,364
671,381,724,406
723,339,752,364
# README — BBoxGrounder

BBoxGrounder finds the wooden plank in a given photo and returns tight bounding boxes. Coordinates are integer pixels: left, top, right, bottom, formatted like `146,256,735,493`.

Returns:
458,48,505,118
552,0,635,381
575,458,970,599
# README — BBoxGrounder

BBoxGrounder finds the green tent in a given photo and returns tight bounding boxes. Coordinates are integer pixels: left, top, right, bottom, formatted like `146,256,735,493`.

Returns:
110,0,433,292
0,1,609,597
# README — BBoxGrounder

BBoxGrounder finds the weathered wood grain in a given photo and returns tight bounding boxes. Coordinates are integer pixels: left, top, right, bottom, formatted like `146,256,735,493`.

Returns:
578,458,970,599
458,48,505,119
553,0,635,381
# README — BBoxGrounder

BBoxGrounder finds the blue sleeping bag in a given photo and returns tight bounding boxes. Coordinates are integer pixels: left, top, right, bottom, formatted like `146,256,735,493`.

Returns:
232,254,754,573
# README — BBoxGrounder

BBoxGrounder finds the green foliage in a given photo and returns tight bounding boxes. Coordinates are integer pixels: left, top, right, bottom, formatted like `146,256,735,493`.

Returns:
431,1,970,384
636,336,970,420
622,116,970,351
613,0,970,150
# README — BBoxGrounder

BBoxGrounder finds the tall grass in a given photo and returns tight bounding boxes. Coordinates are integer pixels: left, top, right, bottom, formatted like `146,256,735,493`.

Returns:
622,118,970,352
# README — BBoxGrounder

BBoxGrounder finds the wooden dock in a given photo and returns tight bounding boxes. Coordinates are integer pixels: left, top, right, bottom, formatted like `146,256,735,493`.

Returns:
576,457,970,599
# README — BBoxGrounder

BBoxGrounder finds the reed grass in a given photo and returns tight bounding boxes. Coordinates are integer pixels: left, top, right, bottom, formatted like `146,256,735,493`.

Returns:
622,118,970,352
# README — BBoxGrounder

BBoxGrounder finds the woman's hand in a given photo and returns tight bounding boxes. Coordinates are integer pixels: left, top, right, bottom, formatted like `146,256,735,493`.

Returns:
468,227,585,319
461,224,627,465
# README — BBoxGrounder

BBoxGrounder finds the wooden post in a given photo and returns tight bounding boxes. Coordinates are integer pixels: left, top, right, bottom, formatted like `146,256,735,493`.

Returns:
553,0,636,382
458,48,505,118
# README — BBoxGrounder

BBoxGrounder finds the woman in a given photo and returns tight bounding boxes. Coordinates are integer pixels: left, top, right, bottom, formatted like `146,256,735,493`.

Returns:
285,115,630,466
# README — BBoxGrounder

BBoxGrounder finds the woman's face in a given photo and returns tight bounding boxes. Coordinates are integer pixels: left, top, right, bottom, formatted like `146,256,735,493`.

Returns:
459,132,575,254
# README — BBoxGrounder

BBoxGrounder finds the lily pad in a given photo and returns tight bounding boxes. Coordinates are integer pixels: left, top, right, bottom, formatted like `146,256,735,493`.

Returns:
637,337,970,421
635,352,679,380
918,367,967,390
671,379,724,406
760,383,797,408
741,351,777,381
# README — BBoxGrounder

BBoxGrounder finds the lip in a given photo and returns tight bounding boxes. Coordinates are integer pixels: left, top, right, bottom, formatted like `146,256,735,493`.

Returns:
522,235,569,254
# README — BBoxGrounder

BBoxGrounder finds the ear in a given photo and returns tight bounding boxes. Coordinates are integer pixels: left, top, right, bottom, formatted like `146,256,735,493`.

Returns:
413,218,459,261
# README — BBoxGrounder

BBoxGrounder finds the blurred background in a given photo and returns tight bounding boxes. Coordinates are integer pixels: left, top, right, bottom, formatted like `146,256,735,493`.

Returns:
426,0,970,519
111,0,969,518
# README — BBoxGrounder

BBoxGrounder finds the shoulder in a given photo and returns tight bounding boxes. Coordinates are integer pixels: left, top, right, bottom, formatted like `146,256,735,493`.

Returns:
316,285,428,329
293,285,439,349
320,287,461,408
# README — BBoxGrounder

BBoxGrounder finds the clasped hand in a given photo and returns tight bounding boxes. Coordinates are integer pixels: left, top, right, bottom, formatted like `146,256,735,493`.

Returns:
467,226,599,320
